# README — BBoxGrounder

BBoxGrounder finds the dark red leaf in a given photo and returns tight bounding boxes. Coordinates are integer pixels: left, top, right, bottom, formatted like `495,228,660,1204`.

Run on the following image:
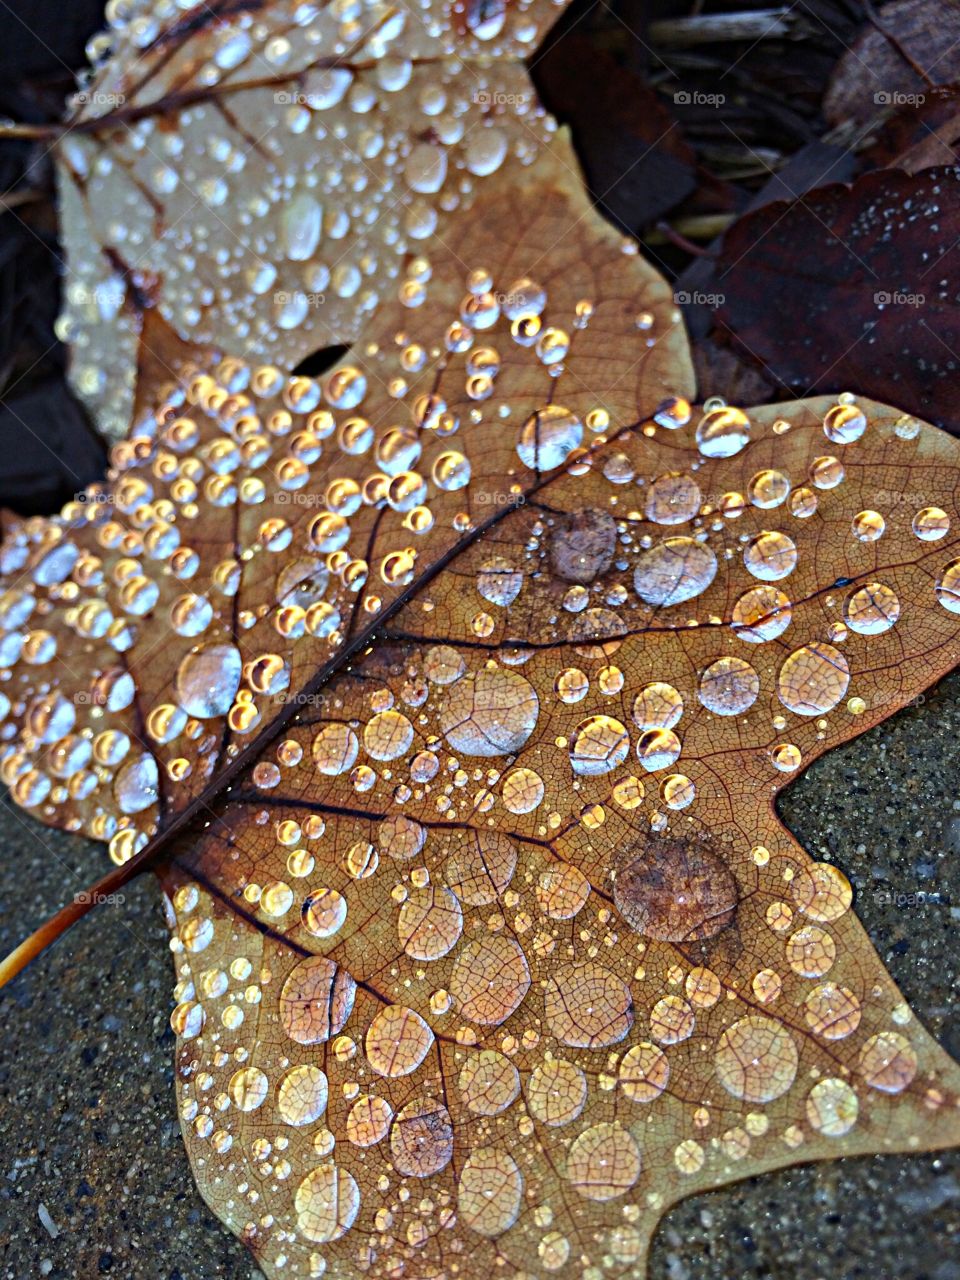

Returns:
712,165,960,431
532,32,696,231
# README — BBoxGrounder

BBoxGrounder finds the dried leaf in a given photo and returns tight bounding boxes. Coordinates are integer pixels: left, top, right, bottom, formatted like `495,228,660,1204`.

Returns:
532,31,696,233
713,165,960,432
3,3,960,1279
861,83,960,173
823,0,960,127
54,0,568,438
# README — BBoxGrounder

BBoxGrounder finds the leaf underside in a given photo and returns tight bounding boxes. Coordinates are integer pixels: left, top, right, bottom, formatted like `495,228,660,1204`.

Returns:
1,2,960,1277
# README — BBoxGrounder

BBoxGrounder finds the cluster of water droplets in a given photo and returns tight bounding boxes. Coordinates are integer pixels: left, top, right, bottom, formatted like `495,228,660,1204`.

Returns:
151,371,960,1276
57,0,564,436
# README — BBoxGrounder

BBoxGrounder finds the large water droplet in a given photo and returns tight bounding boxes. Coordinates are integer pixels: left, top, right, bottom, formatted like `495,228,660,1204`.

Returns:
777,642,849,716
174,644,242,718
698,655,760,715
614,836,737,941
695,406,750,458
283,192,322,261
634,537,717,606
439,668,538,757
517,406,583,471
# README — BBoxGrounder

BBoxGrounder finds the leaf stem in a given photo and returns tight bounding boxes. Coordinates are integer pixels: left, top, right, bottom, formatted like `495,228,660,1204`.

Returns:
0,855,148,988
0,122,61,139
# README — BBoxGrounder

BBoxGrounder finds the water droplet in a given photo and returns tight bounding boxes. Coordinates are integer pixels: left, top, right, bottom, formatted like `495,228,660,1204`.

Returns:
174,644,242,718
366,1005,434,1077
569,715,630,775
477,556,523,606
279,957,356,1044
301,887,348,939
458,1149,523,1236
715,1016,798,1101
390,1098,454,1175
549,509,617,584
438,668,538,757
805,1077,858,1136
777,642,849,716
732,586,792,643
398,886,463,960
698,656,760,715
791,861,852,921
744,530,797,582
445,831,516,904
295,1163,360,1243
857,1031,917,1094
632,682,683,729
634,537,717,606
451,936,530,1025
803,983,861,1039
747,469,790,509
526,1058,586,1126
544,962,633,1047
277,1064,328,1126
823,403,866,444
566,1123,641,1200
936,558,960,612
645,472,701,524
618,1041,669,1102
517,405,583,471
636,727,682,772
913,506,950,541
844,582,899,634
695,406,750,458
614,836,737,941
458,1050,520,1115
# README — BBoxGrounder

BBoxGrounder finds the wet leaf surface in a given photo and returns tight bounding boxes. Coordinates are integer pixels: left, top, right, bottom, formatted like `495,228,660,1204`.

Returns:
860,83,960,173
1,3,959,1279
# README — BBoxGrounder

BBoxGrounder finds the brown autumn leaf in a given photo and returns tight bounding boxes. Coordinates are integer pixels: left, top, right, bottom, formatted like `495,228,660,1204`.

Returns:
2,2,960,1278
823,0,960,127
531,30,696,234
54,0,569,439
860,83,960,172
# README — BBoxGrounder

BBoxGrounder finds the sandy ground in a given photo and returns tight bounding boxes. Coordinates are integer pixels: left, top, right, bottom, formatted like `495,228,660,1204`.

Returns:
1,674,958,1280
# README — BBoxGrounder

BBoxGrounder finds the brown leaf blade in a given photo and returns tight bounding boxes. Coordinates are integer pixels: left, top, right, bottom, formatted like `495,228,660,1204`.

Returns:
155,396,960,1279
2,3,960,1278
54,0,575,438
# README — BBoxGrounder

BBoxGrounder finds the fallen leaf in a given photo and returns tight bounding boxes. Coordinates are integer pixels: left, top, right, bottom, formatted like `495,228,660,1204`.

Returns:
53,0,569,439
531,31,696,233
673,140,858,407
2,3,960,1279
823,0,960,127
712,165,960,432
860,83,960,172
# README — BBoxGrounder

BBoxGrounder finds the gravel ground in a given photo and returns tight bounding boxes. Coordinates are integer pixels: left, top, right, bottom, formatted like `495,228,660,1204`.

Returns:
1,674,959,1280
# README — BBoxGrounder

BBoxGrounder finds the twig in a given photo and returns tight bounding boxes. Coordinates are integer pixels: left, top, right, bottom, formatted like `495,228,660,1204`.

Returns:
0,856,145,988
649,9,802,46
647,216,732,251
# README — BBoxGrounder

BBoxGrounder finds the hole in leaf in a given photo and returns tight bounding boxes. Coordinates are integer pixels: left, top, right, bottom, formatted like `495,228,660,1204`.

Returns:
291,345,351,378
